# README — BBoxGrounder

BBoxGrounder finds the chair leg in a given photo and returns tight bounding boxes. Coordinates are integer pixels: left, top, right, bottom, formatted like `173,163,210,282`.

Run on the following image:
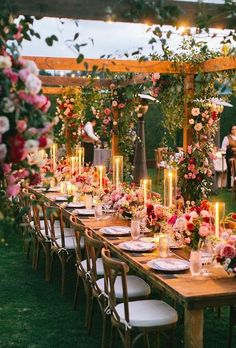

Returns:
168,328,176,348
73,275,80,310
33,240,40,270
102,312,110,348
143,332,151,348
155,333,160,348
109,324,114,348
44,242,51,282
49,252,55,282
124,330,131,348
86,292,94,334
60,253,66,296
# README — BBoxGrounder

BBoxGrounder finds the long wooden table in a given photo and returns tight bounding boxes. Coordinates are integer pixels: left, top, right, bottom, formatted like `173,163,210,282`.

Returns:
31,189,236,348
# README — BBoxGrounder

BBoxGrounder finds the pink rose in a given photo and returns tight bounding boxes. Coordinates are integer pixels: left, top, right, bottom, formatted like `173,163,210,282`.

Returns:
184,237,191,244
199,224,210,237
112,100,118,107
118,103,125,109
18,91,35,105
27,127,38,135
2,163,11,174
16,120,27,133
3,68,19,84
104,108,111,116
7,175,16,185
103,118,110,125
187,145,192,154
208,118,214,126
6,184,20,197
25,74,42,95
19,68,31,82
220,244,236,259
188,164,195,171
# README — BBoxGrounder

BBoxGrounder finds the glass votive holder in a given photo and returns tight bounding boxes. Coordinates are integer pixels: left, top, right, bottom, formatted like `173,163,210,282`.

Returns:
130,220,140,240
159,234,169,257
60,181,67,194
94,204,103,219
85,194,93,209
190,250,202,276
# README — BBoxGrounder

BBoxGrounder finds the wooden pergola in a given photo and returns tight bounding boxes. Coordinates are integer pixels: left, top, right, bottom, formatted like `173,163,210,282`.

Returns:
23,55,236,153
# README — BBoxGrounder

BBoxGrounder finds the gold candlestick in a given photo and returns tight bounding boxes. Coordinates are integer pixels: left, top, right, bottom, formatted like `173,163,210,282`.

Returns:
140,178,152,205
210,202,225,238
76,146,84,175
50,143,58,171
97,165,105,190
164,169,177,208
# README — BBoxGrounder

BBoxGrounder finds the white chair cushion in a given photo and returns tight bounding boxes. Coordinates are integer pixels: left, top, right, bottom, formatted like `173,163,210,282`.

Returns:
55,236,84,250
30,220,60,230
115,300,178,327
38,227,74,239
97,275,150,299
81,258,104,276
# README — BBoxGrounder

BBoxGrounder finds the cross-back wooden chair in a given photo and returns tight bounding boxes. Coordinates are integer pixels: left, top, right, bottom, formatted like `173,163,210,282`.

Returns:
69,215,87,311
230,158,236,199
18,189,35,260
101,248,178,348
85,229,152,348
46,205,75,295
228,305,236,348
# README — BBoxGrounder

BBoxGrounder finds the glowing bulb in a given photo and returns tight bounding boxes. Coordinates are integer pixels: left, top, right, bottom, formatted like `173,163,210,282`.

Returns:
178,26,186,35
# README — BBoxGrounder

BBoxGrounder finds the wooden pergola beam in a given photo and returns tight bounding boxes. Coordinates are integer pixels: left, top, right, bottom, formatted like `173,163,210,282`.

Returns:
200,56,236,73
23,56,191,74
4,0,233,28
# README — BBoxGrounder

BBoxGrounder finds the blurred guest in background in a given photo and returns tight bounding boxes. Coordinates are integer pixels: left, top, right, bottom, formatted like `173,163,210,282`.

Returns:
221,124,236,190
82,117,100,165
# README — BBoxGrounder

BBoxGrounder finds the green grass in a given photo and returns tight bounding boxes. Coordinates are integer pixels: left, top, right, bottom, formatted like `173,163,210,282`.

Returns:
0,229,235,348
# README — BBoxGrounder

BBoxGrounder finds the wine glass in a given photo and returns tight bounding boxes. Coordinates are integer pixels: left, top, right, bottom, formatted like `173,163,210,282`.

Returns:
200,239,213,276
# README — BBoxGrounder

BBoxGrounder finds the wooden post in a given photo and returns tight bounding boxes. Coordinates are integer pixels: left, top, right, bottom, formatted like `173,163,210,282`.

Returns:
112,108,119,156
184,308,204,348
183,74,195,151
65,121,72,156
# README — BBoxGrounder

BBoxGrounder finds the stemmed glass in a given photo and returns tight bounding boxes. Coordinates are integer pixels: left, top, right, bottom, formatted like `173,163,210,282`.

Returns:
200,239,213,276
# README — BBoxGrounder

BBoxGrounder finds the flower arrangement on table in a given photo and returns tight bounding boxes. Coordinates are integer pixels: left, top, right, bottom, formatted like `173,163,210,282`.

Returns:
74,166,111,195
168,200,213,250
144,203,169,233
215,232,236,274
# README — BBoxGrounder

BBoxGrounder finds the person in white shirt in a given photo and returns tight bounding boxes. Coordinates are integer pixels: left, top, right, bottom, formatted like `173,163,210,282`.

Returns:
221,124,236,190
82,117,100,165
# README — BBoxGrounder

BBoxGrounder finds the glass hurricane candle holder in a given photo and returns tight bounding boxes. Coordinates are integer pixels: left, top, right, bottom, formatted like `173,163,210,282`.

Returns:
159,233,169,258
210,202,225,239
140,178,152,205
75,146,84,175
112,155,123,189
97,165,106,190
60,181,68,194
70,156,78,177
50,143,58,171
164,168,177,208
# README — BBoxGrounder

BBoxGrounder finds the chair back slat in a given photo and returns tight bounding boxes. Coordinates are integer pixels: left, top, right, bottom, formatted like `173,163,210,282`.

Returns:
70,215,85,272
84,228,104,280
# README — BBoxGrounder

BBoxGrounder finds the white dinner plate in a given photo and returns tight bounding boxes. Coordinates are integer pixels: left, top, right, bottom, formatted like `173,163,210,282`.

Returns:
55,196,68,201
76,209,95,216
147,258,190,272
118,241,156,252
66,202,85,208
100,226,131,236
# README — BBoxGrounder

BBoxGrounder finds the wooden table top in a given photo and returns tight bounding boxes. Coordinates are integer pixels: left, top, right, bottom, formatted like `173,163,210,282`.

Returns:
30,188,236,310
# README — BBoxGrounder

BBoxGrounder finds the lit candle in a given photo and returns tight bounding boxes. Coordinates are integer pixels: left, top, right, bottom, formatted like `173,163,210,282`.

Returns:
76,147,84,175
169,171,173,207
50,143,57,171
60,181,67,194
116,158,119,189
215,202,220,239
98,165,104,189
70,156,77,176
159,234,169,258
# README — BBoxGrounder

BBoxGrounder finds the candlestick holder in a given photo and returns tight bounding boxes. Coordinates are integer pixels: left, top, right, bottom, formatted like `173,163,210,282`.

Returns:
50,143,58,171
97,165,106,190
70,156,78,177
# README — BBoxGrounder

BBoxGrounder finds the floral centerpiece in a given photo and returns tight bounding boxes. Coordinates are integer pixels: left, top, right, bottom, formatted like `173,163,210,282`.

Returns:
168,200,213,250
215,232,236,274
146,203,169,232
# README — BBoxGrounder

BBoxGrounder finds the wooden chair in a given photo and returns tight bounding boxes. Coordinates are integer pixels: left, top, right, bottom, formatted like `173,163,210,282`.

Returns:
230,158,236,199
45,206,75,294
101,248,178,348
154,147,168,184
228,305,236,348
84,229,151,348
69,215,88,311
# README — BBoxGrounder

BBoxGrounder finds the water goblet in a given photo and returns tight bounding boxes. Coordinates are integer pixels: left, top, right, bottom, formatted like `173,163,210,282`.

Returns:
130,220,140,240
190,250,202,277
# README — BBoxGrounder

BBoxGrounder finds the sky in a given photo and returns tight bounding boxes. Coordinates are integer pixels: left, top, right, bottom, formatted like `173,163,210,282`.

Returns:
19,17,234,60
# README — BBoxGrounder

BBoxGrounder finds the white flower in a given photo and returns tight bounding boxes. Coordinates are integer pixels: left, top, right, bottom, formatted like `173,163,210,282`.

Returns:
0,116,10,134
194,122,203,131
173,217,187,232
189,211,198,219
0,55,12,69
189,118,194,125
25,74,42,95
200,210,211,218
0,143,7,161
191,108,200,117
22,59,38,75
52,116,59,125
24,139,39,153
2,97,15,113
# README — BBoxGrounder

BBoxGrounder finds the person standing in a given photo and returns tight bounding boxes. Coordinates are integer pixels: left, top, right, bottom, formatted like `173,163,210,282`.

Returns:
221,124,236,190
82,117,100,165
